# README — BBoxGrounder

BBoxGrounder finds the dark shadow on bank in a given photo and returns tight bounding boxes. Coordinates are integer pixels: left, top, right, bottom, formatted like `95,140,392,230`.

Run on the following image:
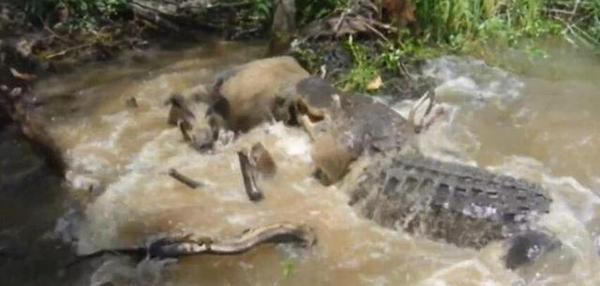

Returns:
0,121,88,286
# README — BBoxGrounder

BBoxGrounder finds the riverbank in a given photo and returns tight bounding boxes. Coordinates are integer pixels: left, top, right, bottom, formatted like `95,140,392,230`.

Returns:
0,1,259,175
0,3,269,284
4,0,598,134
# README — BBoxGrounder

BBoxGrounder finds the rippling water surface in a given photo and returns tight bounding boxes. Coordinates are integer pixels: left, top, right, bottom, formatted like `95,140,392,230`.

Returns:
21,41,600,285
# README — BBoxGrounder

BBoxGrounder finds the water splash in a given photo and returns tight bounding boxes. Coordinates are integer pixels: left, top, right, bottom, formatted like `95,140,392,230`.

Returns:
423,56,524,105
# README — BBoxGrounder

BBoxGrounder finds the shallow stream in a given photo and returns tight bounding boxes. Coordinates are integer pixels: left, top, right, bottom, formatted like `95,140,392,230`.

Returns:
9,40,600,285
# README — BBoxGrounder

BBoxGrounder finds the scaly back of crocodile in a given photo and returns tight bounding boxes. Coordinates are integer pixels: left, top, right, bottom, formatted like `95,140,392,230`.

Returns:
349,154,552,249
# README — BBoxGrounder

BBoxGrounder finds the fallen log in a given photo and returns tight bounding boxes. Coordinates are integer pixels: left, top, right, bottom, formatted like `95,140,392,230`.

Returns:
67,223,315,267
238,150,264,201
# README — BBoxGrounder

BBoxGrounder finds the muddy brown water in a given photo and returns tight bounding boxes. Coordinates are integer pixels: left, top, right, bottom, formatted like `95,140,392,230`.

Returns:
7,40,599,285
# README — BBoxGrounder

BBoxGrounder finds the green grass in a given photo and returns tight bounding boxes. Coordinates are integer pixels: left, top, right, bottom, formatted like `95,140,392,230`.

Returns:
414,0,556,48
551,0,600,49
414,0,598,50
21,0,598,50
339,36,380,92
333,0,600,91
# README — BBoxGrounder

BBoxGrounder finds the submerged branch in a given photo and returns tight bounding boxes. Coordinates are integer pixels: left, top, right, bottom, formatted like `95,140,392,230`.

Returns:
168,168,203,189
67,223,316,267
238,151,264,201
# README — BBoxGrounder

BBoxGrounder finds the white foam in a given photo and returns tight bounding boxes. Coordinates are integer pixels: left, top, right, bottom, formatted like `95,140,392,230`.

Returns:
418,259,493,285
90,258,137,286
359,275,389,286
423,56,524,102
271,123,313,160
66,172,100,191
225,213,256,226
543,175,600,224
99,111,130,149
393,99,480,165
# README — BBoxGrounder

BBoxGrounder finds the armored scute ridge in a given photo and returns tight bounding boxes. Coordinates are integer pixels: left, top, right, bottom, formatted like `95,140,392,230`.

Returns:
349,154,552,249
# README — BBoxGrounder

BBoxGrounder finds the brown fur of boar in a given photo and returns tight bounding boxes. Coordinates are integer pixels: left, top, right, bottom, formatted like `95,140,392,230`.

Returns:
209,56,310,132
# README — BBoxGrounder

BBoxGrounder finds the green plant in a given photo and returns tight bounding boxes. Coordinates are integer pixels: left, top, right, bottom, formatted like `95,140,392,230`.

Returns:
339,36,380,92
281,260,296,278
379,44,403,71
332,0,600,93
546,0,600,49
413,0,554,44
398,0,600,58
377,38,441,69
250,0,272,24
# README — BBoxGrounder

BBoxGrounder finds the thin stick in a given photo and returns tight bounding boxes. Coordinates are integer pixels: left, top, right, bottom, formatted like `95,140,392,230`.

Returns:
44,43,93,60
358,16,389,42
334,11,348,34
237,151,264,201
168,168,203,189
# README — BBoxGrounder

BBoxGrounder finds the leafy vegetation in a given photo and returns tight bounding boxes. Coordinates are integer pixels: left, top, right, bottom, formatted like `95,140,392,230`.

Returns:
17,0,599,79
281,260,296,278
322,0,599,91
251,0,273,22
20,0,597,50
22,0,128,28
412,0,597,50
339,36,380,91
549,0,600,49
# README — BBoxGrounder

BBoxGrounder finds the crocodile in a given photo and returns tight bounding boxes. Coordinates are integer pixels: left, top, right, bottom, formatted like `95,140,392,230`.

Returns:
275,76,558,268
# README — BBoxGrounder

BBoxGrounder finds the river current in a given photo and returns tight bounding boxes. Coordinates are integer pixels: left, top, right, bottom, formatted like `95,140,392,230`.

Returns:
8,40,600,285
